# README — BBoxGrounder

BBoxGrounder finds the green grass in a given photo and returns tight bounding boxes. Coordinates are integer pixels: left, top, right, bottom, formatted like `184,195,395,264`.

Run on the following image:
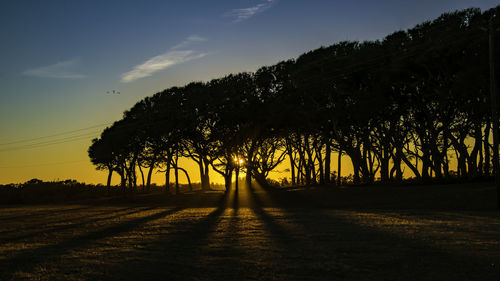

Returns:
0,182,499,280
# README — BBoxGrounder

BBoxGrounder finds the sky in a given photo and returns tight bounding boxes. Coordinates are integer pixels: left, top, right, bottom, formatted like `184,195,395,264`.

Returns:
0,0,499,185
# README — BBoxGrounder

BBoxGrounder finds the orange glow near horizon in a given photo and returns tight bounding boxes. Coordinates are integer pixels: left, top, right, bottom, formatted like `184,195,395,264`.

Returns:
0,133,472,186
0,137,355,185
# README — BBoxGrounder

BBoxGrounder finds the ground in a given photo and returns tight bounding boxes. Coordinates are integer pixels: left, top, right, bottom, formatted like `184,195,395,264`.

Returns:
0,183,500,280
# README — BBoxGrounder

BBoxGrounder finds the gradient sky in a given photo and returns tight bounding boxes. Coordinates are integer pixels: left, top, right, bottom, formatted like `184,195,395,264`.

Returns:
1,0,499,185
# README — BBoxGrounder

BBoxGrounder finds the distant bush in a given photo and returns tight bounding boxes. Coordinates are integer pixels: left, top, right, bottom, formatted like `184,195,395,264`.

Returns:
0,179,129,204
0,179,232,204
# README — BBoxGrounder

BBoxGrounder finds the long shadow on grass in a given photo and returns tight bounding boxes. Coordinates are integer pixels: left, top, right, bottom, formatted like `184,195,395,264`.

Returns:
246,184,339,280
0,206,156,244
0,207,184,280
247,183,500,281
0,206,133,236
0,205,96,222
185,188,247,278
97,190,234,280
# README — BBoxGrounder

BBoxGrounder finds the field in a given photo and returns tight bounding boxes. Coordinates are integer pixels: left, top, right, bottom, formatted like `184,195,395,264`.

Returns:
1,183,500,280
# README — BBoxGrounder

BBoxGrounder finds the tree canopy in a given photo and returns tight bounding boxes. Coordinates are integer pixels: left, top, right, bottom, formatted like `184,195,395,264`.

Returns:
89,6,500,190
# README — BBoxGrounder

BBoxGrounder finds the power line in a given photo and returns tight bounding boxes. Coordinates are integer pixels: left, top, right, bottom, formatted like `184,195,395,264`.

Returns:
0,131,101,152
0,116,160,153
0,117,154,153
0,122,112,146
0,160,88,169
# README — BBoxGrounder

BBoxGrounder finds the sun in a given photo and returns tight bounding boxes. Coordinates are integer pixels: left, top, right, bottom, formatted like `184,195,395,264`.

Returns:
233,156,245,166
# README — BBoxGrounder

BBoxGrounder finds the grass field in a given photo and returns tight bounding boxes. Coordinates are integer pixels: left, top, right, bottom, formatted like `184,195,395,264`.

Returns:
1,182,500,280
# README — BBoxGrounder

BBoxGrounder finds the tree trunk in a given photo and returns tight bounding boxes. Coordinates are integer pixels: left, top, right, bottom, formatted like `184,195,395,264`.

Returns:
390,151,403,182
304,136,316,185
131,157,138,188
379,151,389,182
235,167,240,191
485,120,491,176
119,167,126,190
347,147,363,184
296,146,304,185
359,144,371,183
314,139,324,185
121,175,126,190
246,143,256,187
106,168,112,187
432,154,443,179
138,164,145,187
203,158,210,190
165,155,171,192
245,170,252,187
224,168,232,192
288,147,296,185
337,147,342,186
443,130,450,178
324,141,331,184
397,148,421,178
147,163,155,189
479,134,484,177
421,151,431,180
177,167,192,191
175,151,179,194
469,123,482,178
198,160,204,190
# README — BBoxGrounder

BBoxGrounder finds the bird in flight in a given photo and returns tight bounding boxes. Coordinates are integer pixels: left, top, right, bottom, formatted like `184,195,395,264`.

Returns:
106,90,121,94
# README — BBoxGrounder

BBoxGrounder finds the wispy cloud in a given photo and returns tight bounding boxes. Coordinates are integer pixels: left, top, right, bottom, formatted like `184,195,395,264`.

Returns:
23,59,85,79
121,35,207,83
172,35,207,50
228,0,277,23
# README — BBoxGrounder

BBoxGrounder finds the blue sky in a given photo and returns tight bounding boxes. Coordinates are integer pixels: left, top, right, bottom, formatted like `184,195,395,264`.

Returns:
0,0,498,184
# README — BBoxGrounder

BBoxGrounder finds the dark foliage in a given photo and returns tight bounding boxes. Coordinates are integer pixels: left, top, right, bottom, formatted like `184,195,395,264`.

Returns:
89,6,500,189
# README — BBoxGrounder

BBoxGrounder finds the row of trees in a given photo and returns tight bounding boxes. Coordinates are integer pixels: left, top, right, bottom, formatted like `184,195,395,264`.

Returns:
89,6,500,191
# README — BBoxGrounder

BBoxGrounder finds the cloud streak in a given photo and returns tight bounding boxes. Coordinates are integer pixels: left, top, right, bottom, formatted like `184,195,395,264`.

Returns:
121,35,207,83
23,59,85,79
172,35,207,50
228,0,276,22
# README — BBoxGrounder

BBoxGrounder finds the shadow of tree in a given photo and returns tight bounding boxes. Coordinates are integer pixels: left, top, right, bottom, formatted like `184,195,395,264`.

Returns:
0,205,96,222
247,183,500,280
2,185,499,280
0,206,155,244
0,207,184,280
81,191,233,280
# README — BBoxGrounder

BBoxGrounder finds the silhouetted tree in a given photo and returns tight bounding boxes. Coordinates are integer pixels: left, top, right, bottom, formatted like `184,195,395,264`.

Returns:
90,5,500,190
